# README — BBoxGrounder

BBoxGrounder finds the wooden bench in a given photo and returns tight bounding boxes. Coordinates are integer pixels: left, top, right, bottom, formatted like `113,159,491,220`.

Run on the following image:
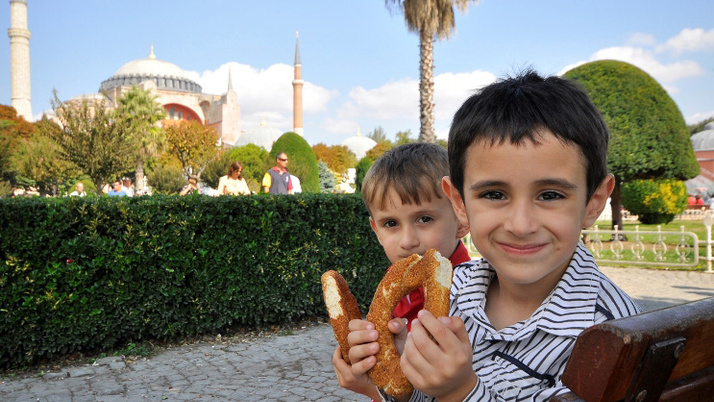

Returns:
550,297,714,402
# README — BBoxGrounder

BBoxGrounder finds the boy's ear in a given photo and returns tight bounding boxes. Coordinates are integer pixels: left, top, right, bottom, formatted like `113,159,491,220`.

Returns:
442,176,470,230
583,174,615,228
368,216,384,245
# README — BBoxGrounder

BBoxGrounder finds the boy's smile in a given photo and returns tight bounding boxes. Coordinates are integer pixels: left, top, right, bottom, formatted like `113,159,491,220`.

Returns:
369,187,465,263
444,130,612,299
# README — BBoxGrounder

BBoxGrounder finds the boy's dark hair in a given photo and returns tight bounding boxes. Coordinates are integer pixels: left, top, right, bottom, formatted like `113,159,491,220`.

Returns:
448,70,609,201
361,143,448,215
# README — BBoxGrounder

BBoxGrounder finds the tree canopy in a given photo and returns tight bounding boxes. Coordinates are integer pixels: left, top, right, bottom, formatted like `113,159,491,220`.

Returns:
115,86,166,194
564,60,700,227
164,120,220,179
47,93,137,194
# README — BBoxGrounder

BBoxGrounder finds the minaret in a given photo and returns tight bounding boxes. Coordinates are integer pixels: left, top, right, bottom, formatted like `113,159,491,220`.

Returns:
292,31,304,136
8,0,32,120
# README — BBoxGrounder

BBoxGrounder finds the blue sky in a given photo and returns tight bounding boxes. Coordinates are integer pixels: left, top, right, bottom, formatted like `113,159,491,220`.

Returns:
1,0,712,146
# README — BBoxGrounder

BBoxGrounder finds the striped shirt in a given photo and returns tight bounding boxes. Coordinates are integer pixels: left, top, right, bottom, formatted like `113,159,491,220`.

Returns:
387,242,641,402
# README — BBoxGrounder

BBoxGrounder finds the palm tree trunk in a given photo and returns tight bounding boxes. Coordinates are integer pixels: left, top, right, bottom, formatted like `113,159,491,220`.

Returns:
419,31,436,143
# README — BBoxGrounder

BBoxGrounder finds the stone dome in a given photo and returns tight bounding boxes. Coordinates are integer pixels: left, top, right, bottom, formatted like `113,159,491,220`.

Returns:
341,128,376,160
99,46,202,94
235,117,283,150
691,126,714,151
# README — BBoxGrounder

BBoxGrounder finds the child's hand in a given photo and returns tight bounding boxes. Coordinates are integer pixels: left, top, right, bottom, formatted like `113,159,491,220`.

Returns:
400,310,477,401
332,346,380,399
346,319,379,374
388,317,409,354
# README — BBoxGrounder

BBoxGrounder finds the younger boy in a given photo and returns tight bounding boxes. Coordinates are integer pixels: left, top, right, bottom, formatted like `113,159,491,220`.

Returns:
349,71,641,401
333,142,470,400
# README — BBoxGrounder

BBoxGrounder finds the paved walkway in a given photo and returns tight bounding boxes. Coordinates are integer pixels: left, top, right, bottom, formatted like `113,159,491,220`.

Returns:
2,267,714,401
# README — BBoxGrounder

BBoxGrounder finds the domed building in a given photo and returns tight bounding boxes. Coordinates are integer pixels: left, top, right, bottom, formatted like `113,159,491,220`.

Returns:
690,122,714,180
341,127,376,160
686,122,714,196
235,117,283,150
7,0,305,147
98,46,241,146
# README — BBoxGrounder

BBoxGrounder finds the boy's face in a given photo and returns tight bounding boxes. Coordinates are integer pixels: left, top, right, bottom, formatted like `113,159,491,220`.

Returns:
369,187,468,264
443,130,613,294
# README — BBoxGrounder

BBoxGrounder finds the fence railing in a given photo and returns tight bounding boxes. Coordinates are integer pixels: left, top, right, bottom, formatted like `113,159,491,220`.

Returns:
582,225,700,268
462,211,714,272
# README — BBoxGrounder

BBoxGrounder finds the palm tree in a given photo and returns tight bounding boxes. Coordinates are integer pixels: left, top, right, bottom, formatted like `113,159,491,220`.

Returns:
115,86,166,194
385,0,478,143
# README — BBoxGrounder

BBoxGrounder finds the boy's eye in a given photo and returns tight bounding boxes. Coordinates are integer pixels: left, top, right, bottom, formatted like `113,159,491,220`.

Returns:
539,191,564,201
480,190,506,201
383,220,398,228
417,216,433,224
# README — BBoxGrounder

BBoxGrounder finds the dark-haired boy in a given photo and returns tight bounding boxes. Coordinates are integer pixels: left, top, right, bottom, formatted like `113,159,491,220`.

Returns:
350,71,641,401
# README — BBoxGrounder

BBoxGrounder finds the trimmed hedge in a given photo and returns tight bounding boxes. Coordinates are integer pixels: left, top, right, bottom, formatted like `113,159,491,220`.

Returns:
0,193,388,368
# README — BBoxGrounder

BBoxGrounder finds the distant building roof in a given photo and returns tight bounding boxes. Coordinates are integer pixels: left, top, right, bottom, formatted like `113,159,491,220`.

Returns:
99,46,202,94
691,123,714,151
341,128,376,160
235,117,283,150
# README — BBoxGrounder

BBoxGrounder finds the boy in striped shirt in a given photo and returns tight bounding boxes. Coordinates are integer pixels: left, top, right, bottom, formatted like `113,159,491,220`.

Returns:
349,71,641,401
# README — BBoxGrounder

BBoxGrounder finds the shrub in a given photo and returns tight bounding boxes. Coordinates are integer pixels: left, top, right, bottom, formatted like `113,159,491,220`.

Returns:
318,161,337,193
622,178,688,224
0,193,388,368
146,164,185,194
355,156,373,193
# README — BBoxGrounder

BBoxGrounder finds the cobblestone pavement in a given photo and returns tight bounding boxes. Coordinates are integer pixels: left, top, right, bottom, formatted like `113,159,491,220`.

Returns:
2,267,714,401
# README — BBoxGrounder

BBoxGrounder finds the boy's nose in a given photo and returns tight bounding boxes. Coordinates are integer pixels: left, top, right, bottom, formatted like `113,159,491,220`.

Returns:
399,226,420,250
503,201,539,236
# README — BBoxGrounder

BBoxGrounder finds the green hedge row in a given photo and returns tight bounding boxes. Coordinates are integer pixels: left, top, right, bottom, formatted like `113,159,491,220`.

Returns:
0,193,388,369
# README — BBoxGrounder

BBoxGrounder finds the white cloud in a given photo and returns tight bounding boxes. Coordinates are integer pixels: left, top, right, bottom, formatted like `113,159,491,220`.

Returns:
656,28,714,56
687,110,714,125
342,79,419,120
434,70,497,120
330,70,497,137
188,62,336,131
627,32,657,47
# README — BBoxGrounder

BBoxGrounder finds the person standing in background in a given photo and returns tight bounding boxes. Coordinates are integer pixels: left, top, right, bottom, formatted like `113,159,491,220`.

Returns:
217,161,251,196
262,152,292,194
69,182,86,197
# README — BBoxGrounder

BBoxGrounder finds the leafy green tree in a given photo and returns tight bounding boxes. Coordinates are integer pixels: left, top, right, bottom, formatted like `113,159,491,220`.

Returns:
164,120,220,180
395,130,416,145
385,0,478,143
365,141,393,161
270,132,319,193
0,105,35,183
47,92,136,194
355,156,373,193
227,144,270,185
312,143,357,174
9,132,81,196
368,125,389,143
318,161,337,193
564,60,699,229
201,151,231,189
146,163,185,194
115,86,166,194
